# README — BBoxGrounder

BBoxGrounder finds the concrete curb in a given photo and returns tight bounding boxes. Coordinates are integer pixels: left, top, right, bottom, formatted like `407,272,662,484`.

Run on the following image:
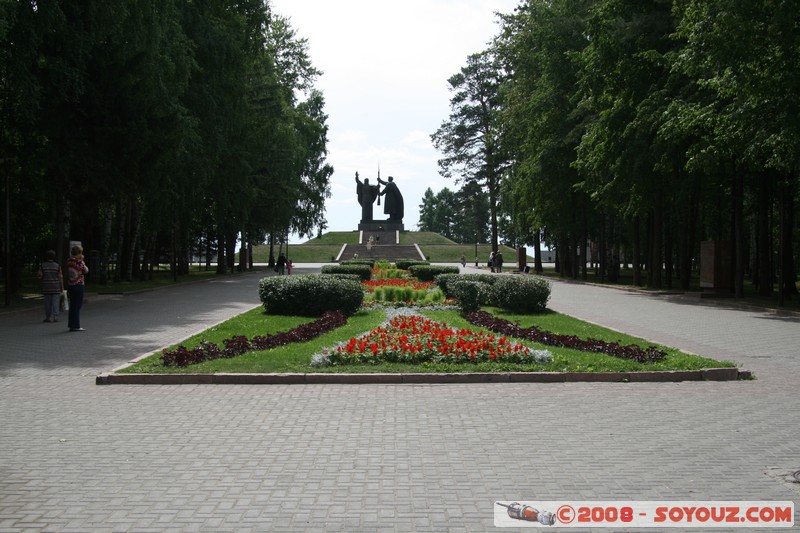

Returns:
96,368,750,385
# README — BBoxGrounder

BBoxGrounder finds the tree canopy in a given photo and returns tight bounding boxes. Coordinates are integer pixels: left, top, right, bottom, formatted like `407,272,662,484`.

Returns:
431,0,798,299
1,0,331,290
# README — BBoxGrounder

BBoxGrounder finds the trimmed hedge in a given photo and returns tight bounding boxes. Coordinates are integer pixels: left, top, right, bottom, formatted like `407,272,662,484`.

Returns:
449,281,481,314
408,264,459,281
395,259,429,270
320,264,372,281
321,273,363,283
259,274,364,316
434,273,498,296
489,275,551,313
340,259,375,268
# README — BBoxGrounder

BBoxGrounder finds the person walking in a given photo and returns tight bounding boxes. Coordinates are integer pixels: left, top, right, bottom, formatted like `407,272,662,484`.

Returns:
495,251,504,273
460,254,466,268
276,253,287,275
38,250,63,323
66,245,89,332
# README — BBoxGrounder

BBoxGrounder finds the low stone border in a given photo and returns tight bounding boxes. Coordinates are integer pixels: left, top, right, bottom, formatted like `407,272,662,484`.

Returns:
96,367,750,385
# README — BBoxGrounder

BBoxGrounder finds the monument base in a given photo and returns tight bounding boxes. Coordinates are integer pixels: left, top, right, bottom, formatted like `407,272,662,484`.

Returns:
358,221,404,233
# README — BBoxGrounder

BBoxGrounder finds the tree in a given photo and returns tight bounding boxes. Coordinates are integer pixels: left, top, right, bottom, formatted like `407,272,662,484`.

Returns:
674,0,800,299
498,0,594,279
431,48,508,252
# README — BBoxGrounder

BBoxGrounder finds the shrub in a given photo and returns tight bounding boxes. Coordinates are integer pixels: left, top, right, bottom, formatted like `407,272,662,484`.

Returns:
395,259,429,270
322,273,363,283
435,273,498,297
449,280,481,314
320,264,372,281
489,275,551,313
340,259,375,268
373,267,408,279
259,274,364,316
408,264,459,282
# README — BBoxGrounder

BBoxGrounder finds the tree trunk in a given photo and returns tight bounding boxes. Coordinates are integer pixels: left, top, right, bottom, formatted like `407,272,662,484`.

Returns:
679,182,698,290
126,199,143,282
533,229,543,274
633,216,642,286
216,231,226,274
757,176,772,296
732,169,745,297
115,197,128,282
580,204,588,280
780,175,797,299
650,195,663,290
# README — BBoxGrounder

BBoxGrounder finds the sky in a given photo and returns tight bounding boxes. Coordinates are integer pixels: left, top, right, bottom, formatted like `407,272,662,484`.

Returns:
268,0,521,241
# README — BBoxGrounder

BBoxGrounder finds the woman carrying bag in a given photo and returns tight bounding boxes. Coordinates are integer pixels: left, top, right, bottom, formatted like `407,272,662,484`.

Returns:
66,245,89,332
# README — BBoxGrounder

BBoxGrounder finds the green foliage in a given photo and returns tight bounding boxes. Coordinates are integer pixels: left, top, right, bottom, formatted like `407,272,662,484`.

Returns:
489,276,551,313
0,0,333,286
431,48,509,251
368,287,446,304
434,273,498,297
340,259,376,268
417,184,490,244
408,265,459,282
449,281,481,314
319,273,362,283
258,274,363,316
320,264,372,281
373,268,407,279
395,260,430,270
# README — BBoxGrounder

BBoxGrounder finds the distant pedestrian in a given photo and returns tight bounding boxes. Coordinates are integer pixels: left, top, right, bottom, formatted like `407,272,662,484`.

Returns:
38,250,63,323
495,252,504,273
489,251,496,273
287,260,293,275
277,253,287,275
66,245,89,332
460,254,466,268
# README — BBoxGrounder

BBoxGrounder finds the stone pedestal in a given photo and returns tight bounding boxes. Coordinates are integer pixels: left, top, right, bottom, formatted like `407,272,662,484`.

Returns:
357,221,404,233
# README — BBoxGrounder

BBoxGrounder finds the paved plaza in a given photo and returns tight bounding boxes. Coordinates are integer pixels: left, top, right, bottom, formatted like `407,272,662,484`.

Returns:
1,265,798,532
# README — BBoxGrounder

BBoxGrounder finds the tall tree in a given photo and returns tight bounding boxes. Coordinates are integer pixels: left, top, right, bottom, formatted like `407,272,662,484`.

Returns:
498,0,593,278
431,48,508,252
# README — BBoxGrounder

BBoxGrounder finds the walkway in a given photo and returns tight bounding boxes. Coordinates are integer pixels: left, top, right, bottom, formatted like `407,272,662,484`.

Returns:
1,266,798,532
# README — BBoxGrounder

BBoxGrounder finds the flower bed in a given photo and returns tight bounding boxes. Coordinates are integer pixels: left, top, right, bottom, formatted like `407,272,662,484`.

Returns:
464,310,666,363
162,310,348,367
312,314,552,366
362,279,436,292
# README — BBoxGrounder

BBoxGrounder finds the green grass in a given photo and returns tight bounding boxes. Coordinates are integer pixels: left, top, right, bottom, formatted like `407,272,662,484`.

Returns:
418,243,529,264
118,305,734,375
301,231,361,245
251,244,342,263
399,232,456,245
121,308,388,374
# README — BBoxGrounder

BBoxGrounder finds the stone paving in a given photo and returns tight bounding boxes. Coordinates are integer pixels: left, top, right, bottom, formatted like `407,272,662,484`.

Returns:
1,265,798,532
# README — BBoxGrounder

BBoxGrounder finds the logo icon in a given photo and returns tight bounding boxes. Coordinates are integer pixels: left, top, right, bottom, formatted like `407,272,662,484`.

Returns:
496,502,556,525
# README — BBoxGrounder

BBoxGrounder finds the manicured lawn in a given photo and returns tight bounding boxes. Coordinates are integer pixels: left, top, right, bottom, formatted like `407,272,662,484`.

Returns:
417,243,528,264
251,244,343,263
119,305,734,375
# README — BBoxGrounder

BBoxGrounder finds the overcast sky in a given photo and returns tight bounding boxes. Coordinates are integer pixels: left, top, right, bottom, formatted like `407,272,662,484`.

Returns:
268,0,520,240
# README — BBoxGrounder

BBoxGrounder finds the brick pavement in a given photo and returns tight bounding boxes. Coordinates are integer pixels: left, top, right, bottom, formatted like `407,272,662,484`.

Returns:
1,267,798,532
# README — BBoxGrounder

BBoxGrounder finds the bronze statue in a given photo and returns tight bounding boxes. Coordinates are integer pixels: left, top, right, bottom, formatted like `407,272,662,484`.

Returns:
378,176,404,222
355,172,379,223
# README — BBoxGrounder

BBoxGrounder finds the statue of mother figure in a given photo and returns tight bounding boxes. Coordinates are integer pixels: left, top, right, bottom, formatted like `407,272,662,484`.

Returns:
355,172,380,223
378,176,404,222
